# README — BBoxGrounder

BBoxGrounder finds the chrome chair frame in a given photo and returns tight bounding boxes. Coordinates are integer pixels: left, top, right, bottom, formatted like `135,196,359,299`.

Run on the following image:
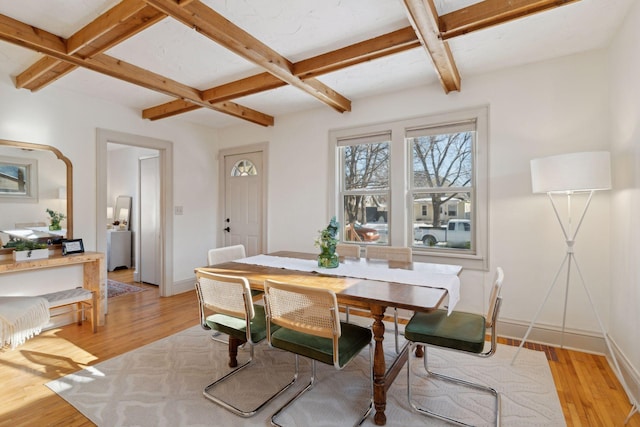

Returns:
195,271,293,417
406,267,504,426
264,279,374,427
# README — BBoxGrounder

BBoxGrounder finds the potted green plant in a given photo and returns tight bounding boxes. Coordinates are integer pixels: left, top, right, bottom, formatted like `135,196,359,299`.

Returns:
315,216,339,268
10,240,49,261
46,208,66,231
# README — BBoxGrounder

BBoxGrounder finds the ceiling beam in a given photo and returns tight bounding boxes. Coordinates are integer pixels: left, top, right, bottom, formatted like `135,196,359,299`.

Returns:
144,0,352,113
0,13,274,126
401,0,461,93
293,26,421,79
143,27,421,120
439,0,581,40
143,72,282,120
66,0,148,55
16,1,165,91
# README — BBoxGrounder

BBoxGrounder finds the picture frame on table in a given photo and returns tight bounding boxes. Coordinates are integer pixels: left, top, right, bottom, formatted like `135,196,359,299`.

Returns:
62,239,84,256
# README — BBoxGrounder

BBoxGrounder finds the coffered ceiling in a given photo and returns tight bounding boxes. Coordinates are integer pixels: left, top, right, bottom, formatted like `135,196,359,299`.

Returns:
0,0,633,129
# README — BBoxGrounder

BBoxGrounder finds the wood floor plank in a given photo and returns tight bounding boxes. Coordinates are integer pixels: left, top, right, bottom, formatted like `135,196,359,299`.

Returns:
0,269,637,426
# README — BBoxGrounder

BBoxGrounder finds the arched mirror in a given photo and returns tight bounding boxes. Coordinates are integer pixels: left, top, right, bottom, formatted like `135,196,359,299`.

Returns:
0,138,72,254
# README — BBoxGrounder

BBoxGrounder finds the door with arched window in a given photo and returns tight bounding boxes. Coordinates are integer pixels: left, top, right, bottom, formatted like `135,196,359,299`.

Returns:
223,151,264,255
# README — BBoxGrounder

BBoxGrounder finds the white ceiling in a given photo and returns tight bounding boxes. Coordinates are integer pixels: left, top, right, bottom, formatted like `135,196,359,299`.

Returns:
0,0,634,129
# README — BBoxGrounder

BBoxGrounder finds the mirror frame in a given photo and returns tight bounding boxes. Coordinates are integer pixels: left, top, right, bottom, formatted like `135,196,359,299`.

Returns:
0,138,73,254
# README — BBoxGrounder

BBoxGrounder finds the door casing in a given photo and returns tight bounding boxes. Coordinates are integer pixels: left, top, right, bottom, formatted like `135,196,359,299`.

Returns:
96,129,173,297
218,142,268,254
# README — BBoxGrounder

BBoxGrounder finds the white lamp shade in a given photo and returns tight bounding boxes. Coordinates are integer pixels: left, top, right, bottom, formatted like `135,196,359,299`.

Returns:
119,208,129,221
107,207,114,220
530,151,611,193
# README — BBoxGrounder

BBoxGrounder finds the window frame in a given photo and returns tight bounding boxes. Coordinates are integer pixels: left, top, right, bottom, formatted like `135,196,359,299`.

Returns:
407,118,476,255
0,155,38,202
336,131,391,245
330,106,489,271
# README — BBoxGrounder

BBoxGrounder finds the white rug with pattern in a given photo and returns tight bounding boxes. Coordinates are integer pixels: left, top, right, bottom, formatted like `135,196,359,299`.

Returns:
47,324,565,426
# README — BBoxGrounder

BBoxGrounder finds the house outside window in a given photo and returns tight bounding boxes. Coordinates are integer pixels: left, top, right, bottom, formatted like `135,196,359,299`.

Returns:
331,107,488,270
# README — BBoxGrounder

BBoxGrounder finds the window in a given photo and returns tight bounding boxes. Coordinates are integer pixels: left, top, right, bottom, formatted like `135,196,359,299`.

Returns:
331,107,488,270
408,120,475,253
337,132,390,244
231,159,257,176
0,155,38,201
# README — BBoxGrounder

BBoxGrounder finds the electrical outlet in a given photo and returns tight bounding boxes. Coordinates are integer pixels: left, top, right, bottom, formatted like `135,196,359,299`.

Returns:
174,205,183,215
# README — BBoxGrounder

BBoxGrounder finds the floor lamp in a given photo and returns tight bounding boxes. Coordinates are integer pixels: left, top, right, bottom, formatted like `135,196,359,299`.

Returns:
510,151,638,423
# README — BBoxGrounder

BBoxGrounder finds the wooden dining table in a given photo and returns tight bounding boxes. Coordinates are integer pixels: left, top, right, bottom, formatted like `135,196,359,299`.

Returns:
197,250,461,426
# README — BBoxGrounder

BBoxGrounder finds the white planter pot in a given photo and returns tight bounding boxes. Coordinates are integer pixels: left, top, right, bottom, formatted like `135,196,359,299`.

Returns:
13,248,49,261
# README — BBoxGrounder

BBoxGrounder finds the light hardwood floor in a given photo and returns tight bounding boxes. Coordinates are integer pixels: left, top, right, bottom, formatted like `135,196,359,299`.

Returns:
0,269,637,426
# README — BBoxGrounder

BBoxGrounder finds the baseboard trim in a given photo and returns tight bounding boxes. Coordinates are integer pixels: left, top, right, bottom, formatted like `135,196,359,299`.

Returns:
498,318,606,354
170,278,195,295
499,318,640,408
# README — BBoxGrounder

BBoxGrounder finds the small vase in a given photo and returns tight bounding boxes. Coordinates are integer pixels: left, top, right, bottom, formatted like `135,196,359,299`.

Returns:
49,222,61,231
318,248,339,268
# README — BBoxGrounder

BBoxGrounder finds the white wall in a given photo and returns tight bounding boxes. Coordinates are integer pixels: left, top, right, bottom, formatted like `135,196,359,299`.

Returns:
218,49,612,338
609,0,640,400
0,75,219,294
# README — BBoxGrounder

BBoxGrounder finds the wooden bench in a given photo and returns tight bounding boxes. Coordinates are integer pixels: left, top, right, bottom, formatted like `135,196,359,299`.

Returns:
39,288,97,333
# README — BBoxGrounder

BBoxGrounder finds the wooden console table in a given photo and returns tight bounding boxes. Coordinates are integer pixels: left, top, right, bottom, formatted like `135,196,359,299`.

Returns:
0,251,105,326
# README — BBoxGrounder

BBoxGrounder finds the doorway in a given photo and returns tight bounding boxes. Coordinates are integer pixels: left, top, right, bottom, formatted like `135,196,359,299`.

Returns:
96,129,174,297
219,143,268,255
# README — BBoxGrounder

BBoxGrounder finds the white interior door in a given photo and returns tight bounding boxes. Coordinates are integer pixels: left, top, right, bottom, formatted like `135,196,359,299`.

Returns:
224,151,263,256
139,156,160,285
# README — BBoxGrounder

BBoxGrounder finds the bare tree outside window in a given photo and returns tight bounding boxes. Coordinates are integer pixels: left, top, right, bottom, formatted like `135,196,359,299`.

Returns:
409,128,474,250
411,132,472,228
332,107,487,266
341,141,389,243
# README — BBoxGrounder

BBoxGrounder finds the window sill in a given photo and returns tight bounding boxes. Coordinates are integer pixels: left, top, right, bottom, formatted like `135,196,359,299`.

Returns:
412,249,487,271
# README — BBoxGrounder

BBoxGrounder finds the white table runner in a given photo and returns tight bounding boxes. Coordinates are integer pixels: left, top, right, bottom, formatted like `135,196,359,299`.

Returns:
234,254,461,314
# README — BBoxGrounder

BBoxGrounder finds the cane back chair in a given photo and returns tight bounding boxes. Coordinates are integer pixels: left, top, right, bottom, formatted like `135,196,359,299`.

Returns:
404,267,505,426
195,270,293,417
263,279,373,427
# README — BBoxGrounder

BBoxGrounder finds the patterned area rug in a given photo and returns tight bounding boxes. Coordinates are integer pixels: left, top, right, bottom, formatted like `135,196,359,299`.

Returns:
107,280,145,298
46,323,565,426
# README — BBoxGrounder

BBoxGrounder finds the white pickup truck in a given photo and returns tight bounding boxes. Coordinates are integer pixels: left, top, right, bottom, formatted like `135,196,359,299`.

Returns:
414,219,471,246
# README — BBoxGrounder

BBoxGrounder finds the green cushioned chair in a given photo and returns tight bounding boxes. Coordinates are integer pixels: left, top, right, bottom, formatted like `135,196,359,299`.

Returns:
404,267,504,426
205,245,263,344
264,279,373,427
195,271,293,417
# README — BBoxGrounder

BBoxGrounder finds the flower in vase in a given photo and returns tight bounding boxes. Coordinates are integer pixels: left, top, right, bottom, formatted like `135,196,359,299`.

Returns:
315,216,339,268
46,208,66,231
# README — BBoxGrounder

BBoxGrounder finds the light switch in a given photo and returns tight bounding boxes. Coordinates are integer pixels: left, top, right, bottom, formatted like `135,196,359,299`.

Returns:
174,205,183,215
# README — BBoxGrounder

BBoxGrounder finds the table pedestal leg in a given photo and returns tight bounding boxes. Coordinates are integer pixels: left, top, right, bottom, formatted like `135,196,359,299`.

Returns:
228,337,243,368
371,305,387,426
415,345,424,358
